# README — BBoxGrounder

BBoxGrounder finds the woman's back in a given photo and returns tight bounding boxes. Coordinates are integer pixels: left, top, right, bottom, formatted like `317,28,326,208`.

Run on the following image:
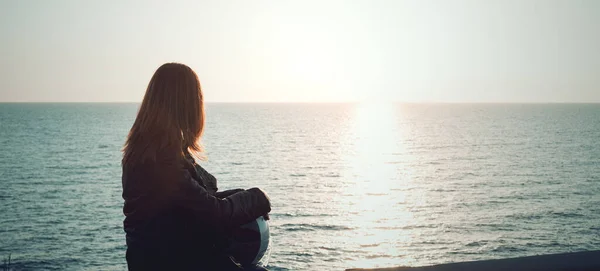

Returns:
122,159,217,270
121,63,271,270
123,156,270,270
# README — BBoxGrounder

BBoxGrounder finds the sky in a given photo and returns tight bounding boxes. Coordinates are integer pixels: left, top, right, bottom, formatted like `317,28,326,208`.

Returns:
0,0,598,103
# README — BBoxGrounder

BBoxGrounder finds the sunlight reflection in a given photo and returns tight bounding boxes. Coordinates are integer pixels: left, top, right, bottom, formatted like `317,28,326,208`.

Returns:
344,102,409,194
337,102,420,267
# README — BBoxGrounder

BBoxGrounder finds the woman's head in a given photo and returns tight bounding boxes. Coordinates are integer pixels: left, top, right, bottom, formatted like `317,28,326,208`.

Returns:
123,63,204,166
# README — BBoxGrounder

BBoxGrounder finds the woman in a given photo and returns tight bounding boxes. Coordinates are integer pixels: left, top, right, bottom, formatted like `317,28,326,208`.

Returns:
122,63,271,270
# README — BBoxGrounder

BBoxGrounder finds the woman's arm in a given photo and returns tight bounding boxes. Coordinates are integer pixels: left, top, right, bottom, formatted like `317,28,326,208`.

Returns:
191,162,250,199
173,167,271,231
215,188,245,199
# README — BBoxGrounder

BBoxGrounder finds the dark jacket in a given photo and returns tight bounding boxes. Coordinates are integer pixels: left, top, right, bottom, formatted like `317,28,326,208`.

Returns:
122,153,271,271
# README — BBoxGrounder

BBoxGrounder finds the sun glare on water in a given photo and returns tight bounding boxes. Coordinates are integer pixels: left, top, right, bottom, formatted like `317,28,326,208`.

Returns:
336,101,422,267
344,101,409,193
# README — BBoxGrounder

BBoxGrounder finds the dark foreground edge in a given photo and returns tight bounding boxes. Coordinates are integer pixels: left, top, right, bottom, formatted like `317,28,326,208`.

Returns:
346,250,600,271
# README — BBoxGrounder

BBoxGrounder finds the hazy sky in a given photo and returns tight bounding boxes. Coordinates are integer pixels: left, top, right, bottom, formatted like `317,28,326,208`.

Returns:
1,0,598,102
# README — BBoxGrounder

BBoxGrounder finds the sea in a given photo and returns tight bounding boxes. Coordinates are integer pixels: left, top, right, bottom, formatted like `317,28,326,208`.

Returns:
1,103,599,270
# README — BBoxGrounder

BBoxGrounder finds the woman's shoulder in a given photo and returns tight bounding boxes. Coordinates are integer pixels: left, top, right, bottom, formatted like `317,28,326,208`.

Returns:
122,159,168,175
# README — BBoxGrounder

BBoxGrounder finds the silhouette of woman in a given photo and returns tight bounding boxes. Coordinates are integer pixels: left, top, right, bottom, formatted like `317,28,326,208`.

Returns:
121,63,271,270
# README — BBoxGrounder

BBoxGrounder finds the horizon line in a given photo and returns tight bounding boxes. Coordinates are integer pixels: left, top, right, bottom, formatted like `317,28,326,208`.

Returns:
1,101,600,104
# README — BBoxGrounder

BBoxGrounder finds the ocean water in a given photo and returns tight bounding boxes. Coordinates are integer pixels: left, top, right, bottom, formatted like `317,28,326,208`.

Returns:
1,103,599,271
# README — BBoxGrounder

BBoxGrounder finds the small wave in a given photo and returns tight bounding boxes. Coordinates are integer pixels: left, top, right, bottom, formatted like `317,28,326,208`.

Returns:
586,178,599,183
431,188,457,192
373,225,420,230
46,165,73,170
68,170,88,176
320,173,340,178
465,241,487,247
364,253,394,259
289,173,306,177
82,164,101,170
474,223,509,228
573,190,593,196
550,211,585,218
4,256,86,270
365,192,388,196
359,243,380,248
486,200,509,204
97,144,110,149
490,244,527,253
264,266,292,271
506,213,543,220
279,251,313,257
280,223,353,232
385,161,403,164
447,251,481,255
301,166,326,169
272,212,330,217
